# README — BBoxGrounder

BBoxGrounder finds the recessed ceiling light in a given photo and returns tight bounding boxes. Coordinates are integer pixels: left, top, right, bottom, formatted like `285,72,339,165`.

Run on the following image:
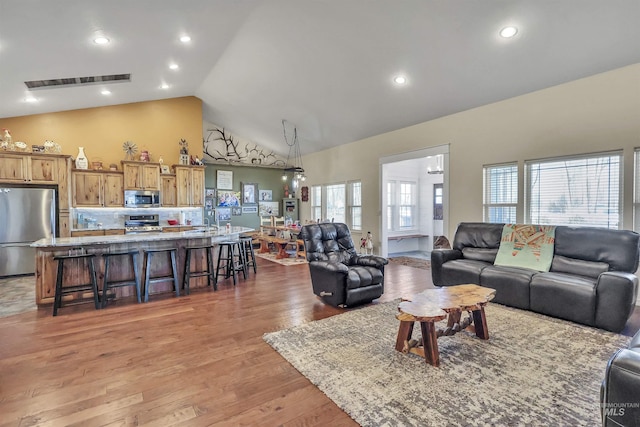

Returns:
160,83,169,89
499,26,518,38
93,36,110,45
180,35,191,43
393,75,407,85
25,96,38,103
169,63,179,70
101,90,111,95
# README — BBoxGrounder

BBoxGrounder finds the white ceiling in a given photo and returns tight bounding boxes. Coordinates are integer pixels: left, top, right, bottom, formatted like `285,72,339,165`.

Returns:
1,0,639,156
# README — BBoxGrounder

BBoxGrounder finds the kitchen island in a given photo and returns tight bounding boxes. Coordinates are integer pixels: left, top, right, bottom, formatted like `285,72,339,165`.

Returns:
31,227,253,306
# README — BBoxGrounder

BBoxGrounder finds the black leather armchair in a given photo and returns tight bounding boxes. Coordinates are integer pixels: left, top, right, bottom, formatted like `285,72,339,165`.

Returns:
602,328,640,426
299,223,389,307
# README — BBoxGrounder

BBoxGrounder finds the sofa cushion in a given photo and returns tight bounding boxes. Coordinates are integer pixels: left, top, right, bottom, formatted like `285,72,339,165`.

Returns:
530,272,597,326
551,255,609,279
452,222,503,251
480,265,536,309
441,259,491,286
462,247,498,263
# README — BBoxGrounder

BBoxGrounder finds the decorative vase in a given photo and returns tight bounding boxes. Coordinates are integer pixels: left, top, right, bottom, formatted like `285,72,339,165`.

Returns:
75,147,89,169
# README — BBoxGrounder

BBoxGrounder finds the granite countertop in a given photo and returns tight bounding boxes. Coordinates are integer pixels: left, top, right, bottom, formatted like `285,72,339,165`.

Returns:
32,227,254,248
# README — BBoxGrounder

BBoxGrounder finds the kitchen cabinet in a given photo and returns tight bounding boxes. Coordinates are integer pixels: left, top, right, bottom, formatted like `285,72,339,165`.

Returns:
59,211,70,238
72,170,124,207
121,161,160,190
0,152,66,184
161,175,177,206
174,165,205,207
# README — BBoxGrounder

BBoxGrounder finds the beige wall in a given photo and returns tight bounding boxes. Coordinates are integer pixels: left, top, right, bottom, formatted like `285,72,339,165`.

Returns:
0,96,203,167
301,63,640,241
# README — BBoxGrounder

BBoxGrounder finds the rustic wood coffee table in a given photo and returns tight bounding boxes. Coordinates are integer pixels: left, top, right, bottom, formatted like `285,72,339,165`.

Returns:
395,284,496,367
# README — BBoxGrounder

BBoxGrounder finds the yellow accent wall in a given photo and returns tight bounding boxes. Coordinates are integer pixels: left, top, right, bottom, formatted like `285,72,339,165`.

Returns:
0,96,203,167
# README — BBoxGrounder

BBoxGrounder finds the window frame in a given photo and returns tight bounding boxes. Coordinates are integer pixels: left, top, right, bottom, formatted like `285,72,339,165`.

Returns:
483,162,518,223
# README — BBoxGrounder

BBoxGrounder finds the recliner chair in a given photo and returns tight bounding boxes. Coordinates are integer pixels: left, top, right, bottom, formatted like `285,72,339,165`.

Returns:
299,223,388,307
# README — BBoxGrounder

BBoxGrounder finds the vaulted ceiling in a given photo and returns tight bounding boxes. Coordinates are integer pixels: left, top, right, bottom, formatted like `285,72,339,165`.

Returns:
1,1,638,156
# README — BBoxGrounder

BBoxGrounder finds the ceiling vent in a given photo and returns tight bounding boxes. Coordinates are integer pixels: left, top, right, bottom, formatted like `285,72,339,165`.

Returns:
24,73,131,90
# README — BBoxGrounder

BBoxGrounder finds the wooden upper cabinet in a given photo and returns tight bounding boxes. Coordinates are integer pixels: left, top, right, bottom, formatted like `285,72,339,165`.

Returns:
174,165,205,207
72,170,124,207
0,152,59,183
121,161,160,190
161,175,177,206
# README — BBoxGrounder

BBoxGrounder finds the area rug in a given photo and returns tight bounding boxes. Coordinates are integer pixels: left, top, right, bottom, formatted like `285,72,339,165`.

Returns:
263,301,628,426
388,256,430,270
0,276,37,318
255,252,307,266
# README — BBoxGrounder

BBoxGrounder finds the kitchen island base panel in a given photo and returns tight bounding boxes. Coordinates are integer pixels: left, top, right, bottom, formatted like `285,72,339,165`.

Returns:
32,227,253,306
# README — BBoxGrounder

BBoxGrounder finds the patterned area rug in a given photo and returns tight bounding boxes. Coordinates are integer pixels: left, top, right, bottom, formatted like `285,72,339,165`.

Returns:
255,252,308,266
0,275,37,318
264,301,628,426
388,256,431,270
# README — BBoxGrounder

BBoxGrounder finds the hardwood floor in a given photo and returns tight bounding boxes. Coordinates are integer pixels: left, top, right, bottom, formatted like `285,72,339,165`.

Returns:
0,259,638,426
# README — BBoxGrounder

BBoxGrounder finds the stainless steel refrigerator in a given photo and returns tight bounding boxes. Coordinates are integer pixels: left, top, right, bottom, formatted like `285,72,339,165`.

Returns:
0,185,57,277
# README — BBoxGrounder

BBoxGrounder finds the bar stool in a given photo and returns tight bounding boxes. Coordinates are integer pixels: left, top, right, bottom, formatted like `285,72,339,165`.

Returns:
102,250,141,307
52,253,100,316
240,235,257,274
143,248,179,302
183,245,217,294
216,241,246,286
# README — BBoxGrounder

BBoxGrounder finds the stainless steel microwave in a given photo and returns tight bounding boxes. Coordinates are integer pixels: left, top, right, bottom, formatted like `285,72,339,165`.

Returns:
124,190,161,208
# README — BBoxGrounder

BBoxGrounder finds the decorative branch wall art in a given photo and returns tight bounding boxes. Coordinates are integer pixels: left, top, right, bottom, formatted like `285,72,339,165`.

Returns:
203,122,287,167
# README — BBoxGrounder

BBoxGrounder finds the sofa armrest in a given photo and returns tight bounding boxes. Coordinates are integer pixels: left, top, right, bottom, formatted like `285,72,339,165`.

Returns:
431,249,463,286
602,349,640,426
595,271,639,332
353,255,389,269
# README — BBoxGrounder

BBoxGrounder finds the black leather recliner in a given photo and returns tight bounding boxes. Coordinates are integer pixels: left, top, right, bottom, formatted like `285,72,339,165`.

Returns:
601,328,640,426
299,223,389,307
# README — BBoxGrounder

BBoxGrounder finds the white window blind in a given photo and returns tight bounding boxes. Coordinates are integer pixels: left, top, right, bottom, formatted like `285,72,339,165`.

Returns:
325,184,345,223
311,185,322,222
483,163,518,223
348,181,362,231
525,152,621,229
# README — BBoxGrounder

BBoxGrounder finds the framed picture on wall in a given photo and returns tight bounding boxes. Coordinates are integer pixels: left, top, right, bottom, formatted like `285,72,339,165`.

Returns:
217,191,241,207
242,182,258,204
231,207,242,216
259,190,273,201
217,208,231,221
216,170,233,190
242,205,258,214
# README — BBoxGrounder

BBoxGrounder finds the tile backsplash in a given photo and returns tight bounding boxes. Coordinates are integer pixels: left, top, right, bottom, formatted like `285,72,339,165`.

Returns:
72,207,203,229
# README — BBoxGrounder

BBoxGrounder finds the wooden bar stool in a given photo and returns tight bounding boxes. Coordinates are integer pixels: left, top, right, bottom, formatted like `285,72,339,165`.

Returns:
143,248,179,302
215,241,246,286
102,250,141,307
52,253,100,316
240,236,257,274
183,245,217,294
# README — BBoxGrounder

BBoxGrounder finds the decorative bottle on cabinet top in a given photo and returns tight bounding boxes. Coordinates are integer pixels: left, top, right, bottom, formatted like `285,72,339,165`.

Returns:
75,147,89,170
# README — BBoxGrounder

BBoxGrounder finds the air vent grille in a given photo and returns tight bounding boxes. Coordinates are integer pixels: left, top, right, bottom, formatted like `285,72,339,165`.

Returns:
25,74,131,90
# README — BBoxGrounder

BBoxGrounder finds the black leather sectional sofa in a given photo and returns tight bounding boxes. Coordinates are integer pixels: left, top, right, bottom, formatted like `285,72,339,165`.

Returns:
431,222,640,332
602,328,640,426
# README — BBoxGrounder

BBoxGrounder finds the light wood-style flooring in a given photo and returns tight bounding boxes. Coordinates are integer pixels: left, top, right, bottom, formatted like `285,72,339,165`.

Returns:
0,259,638,426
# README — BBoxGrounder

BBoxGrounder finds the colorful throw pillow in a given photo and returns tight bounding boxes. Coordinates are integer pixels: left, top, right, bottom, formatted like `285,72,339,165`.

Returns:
494,224,556,272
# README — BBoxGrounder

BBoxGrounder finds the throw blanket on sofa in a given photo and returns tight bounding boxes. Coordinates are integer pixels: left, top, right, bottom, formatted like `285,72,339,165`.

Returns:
494,224,556,271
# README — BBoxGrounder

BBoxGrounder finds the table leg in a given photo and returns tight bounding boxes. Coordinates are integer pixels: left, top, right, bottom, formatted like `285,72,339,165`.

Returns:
447,309,461,328
420,321,440,367
275,243,288,259
395,321,414,352
472,305,490,340
259,240,270,254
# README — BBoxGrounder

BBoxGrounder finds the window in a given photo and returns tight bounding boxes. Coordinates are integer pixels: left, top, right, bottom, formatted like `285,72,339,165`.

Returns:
311,185,322,222
433,183,443,220
325,184,345,223
483,163,518,223
633,149,640,232
525,152,621,229
386,180,417,231
347,181,362,231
